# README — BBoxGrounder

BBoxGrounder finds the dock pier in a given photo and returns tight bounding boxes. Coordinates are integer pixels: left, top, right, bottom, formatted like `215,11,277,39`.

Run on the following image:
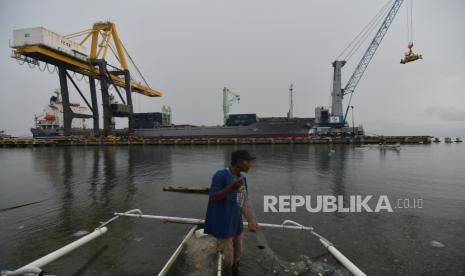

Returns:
0,136,432,148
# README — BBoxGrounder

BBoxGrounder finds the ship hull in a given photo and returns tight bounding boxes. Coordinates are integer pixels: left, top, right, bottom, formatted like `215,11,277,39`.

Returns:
31,128,92,137
134,119,313,139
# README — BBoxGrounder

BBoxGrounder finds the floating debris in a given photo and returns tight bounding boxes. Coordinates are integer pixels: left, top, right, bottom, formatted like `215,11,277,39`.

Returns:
73,230,90,237
163,186,209,194
430,240,445,248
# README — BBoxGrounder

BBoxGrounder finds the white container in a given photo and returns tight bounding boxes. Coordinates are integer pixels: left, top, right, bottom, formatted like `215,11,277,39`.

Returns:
12,27,88,61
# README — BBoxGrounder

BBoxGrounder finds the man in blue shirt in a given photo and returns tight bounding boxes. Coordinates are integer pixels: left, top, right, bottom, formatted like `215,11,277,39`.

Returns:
204,150,258,276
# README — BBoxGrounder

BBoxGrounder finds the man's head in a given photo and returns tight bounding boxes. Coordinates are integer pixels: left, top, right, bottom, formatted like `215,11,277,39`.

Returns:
231,150,256,172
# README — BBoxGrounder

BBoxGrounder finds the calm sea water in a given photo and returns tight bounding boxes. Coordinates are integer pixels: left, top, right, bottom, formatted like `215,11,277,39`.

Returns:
0,144,464,275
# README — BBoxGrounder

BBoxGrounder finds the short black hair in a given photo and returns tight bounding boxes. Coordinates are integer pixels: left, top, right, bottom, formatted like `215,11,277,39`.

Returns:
231,150,256,165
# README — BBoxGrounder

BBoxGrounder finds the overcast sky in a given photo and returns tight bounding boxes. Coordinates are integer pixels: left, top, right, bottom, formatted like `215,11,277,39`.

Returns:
1,0,464,136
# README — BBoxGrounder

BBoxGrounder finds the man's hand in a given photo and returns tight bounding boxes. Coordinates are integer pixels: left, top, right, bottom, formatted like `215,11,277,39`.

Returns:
247,220,259,232
230,177,244,190
210,177,244,202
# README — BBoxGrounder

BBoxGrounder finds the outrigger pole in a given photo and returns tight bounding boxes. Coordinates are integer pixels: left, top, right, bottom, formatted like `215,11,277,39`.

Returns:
5,209,366,276
114,209,367,276
4,227,108,276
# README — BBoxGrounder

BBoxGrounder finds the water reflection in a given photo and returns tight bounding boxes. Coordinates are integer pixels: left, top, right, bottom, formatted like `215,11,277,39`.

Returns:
61,147,74,229
1,144,464,275
4,146,174,272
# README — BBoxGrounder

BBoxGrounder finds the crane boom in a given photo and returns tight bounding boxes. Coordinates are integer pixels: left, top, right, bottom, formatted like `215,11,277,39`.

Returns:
343,0,404,96
330,0,404,125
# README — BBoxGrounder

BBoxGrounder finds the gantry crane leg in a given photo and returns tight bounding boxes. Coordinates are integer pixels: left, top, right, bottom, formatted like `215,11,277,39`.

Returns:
58,67,73,136
59,66,98,136
93,59,134,136
110,69,134,133
94,60,113,136
89,77,100,135
124,70,134,133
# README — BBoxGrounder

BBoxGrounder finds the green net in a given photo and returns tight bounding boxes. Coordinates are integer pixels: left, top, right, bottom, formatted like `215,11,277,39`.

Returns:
173,202,351,276
175,230,218,276
244,229,351,276
174,227,351,276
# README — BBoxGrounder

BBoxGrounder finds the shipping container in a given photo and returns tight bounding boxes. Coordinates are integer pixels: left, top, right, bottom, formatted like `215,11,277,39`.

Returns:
228,114,257,120
111,104,131,116
133,112,171,128
12,27,88,61
134,112,162,121
145,112,163,121
226,114,257,126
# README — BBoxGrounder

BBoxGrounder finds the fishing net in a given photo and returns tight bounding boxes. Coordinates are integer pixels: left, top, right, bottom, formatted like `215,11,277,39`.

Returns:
243,229,352,276
175,229,219,276
174,226,351,276
175,203,352,276
239,203,351,276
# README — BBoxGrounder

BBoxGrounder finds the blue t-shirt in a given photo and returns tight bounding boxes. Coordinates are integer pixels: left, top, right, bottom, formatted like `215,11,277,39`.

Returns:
204,168,248,239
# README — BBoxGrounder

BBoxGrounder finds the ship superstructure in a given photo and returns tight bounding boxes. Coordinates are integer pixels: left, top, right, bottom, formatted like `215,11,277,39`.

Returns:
31,90,92,137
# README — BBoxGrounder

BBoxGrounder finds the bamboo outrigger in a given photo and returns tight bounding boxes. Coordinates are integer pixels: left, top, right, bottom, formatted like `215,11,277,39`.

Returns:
3,209,366,276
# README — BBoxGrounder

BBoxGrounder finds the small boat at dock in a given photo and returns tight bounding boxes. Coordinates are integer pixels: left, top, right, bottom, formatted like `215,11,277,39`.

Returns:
0,130,12,139
372,142,401,151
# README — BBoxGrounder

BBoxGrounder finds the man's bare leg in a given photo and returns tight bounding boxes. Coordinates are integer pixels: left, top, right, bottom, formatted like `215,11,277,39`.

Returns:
217,238,234,276
232,234,243,276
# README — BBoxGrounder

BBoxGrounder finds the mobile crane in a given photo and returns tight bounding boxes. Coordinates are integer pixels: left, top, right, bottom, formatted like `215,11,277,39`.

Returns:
222,87,240,125
316,0,422,130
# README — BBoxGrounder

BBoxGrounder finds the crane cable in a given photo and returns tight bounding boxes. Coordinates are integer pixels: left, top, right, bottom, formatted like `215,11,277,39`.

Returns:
120,41,151,89
65,27,151,93
107,37,151,89
345,4,391,62
107,43,142,112
63,29,92,39
337,0,391,60
336,0,393,61
406,0,414,43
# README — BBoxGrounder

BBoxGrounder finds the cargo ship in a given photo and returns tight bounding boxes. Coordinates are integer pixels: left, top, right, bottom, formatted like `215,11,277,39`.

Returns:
133,87,314,139
31,91,92,137
134,115,314,139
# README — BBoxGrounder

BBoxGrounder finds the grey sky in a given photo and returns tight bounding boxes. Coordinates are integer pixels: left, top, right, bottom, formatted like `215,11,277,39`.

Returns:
1,0,464,136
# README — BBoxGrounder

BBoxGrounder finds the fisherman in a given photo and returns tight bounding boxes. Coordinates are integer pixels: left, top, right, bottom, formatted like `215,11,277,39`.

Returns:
204,149,259,276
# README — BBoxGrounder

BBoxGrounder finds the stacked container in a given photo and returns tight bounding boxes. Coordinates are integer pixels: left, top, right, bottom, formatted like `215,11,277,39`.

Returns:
226,114,257,126
134,112,163,129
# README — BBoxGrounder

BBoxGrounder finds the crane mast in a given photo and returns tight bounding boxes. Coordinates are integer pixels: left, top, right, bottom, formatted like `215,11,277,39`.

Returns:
288,83,294,119
330,0,404,125
223,87,240,125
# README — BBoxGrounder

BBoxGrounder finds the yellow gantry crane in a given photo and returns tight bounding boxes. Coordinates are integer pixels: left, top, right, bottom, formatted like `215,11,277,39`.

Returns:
11,22,161,135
